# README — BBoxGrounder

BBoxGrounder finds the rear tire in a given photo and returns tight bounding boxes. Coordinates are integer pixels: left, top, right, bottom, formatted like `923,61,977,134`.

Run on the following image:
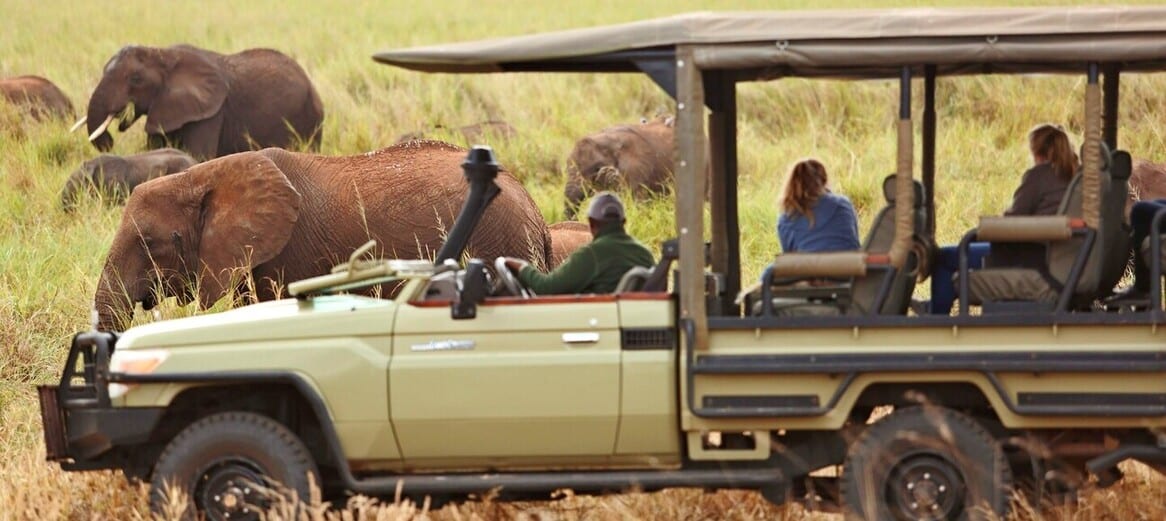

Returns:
149,411,319,521
839,406,1012,520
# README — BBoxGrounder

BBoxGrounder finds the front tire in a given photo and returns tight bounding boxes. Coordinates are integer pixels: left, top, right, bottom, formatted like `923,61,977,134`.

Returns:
839,406,1012,520
150,411,319,521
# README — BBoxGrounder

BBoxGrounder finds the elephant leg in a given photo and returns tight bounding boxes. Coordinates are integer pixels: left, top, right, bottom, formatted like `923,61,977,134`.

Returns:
146,134,171,151
176,112,224,160
564,179,586,220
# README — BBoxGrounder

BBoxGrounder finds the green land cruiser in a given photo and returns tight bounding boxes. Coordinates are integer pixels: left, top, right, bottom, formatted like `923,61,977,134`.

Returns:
40,7,1166,520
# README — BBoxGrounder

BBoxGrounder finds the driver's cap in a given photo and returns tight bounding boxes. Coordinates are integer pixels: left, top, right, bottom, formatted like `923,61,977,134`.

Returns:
586,192,626,222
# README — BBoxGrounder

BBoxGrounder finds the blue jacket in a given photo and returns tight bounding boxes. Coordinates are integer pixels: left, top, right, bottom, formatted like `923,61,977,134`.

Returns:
777,192,860,253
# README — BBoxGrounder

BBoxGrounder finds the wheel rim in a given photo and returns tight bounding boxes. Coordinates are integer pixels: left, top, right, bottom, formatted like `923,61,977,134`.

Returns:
885,453,967,521
194,458,269,521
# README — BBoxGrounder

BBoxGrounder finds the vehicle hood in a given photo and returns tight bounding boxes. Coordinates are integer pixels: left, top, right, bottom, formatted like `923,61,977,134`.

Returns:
115,296,397,350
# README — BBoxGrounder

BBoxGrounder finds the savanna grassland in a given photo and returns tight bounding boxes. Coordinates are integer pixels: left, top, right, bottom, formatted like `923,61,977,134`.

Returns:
3,0,1165,519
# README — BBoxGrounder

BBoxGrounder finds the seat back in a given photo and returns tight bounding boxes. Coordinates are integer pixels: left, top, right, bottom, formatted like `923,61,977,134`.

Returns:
615,266,653,293
848,174,926,314
1047,143,1126,304
641,238,679,292
1097,150,1132,296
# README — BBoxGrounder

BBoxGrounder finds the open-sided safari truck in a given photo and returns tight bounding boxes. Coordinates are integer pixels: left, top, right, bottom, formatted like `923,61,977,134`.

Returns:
41,7,1166,520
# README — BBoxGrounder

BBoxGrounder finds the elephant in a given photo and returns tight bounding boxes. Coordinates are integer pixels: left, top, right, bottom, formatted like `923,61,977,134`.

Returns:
564,115,676,219
395,120,517,146
60,148,197,211
93,140,552,331
548,221,591,268
1130,159,1166,213
0,75,74,121
84,44,324,160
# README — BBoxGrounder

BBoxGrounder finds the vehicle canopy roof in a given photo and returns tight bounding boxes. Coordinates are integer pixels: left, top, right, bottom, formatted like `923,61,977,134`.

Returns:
374,7,1166,79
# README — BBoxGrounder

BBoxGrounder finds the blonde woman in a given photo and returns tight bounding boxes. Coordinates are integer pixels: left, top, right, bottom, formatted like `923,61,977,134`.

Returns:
777,159,860,253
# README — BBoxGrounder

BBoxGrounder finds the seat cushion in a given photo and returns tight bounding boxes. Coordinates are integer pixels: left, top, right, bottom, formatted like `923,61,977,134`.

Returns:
752,297,845,317
967,268,1058,304
770,299,845,317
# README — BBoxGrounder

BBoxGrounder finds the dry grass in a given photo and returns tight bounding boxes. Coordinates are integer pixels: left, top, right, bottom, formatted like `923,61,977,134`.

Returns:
3,0,1166,520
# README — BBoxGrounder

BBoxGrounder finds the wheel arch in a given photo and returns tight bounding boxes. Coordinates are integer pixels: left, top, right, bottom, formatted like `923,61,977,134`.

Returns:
840,373,1007,427
121,372,347,488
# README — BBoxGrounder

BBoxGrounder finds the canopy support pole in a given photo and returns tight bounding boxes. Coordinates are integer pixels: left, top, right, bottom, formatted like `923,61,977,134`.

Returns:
923,65,937,238
705,71,739,316
1103,64,1120,151
675,46,708,348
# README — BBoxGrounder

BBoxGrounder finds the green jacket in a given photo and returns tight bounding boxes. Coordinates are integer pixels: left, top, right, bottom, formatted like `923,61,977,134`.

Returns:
519,223,655,295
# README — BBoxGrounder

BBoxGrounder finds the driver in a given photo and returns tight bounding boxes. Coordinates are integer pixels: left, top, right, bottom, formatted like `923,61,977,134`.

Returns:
504,192,654,294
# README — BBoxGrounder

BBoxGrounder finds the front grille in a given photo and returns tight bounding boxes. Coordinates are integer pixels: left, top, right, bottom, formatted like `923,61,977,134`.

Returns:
38,386,67,460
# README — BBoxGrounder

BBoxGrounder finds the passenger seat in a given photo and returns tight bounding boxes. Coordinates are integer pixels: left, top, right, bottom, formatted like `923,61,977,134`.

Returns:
964,143,1130,312
757,174,927,316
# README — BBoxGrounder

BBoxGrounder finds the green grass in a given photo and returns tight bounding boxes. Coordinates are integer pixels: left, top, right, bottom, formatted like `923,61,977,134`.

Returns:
3,0,1166,519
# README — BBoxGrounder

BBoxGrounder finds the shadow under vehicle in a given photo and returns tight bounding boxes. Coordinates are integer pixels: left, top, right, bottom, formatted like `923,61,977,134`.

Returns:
42,6,1166,520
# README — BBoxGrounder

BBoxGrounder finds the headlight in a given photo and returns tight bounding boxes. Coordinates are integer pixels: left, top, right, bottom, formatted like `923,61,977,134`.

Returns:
108,349,169,400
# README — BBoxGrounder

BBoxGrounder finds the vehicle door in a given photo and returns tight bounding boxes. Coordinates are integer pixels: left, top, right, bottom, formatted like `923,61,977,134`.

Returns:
389,295,621,463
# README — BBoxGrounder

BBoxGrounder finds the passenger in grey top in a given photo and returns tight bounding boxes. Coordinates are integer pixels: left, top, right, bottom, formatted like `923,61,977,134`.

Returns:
1004,162,1071,217
987,123,1078,268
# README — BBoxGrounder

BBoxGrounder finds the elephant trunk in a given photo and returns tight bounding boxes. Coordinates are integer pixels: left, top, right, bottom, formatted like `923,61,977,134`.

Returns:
94,274,133,332
93,239,145,332
86,113,115,152
85,81,123,152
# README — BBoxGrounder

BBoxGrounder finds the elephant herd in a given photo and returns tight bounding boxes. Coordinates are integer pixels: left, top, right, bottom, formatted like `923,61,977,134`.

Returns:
4,42,683,331
7,42,1166,331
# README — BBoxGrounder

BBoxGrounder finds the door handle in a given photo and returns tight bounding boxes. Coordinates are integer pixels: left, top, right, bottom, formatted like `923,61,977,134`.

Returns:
562,332,600,344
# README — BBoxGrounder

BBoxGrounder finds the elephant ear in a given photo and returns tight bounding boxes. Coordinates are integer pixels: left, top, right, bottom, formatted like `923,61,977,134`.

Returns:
146,48,228,135
188,152,301,308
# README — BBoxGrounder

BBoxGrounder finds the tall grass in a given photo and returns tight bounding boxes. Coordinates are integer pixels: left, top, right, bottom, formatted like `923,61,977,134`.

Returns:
2,0,1165,519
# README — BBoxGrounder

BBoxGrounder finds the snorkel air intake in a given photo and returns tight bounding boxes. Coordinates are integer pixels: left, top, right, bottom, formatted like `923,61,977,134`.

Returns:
434,146,502,265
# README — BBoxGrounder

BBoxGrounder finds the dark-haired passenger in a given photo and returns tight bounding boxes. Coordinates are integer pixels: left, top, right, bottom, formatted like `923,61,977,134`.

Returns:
926,123,1078,314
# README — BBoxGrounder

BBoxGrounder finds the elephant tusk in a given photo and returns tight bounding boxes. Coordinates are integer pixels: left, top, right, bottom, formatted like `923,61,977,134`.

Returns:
88,114,115,142
69,117,87,133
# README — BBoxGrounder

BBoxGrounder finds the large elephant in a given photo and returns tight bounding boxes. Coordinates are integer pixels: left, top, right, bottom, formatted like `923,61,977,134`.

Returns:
93,140,551,331
84,45,324,160
548,221,591,268
564,115,675,218
0,75,74,121
396,120,518,146
61,148,197,211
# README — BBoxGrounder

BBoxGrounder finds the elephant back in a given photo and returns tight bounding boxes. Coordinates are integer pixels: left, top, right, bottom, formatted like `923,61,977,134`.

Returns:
0,75,74,120
258,141,552,275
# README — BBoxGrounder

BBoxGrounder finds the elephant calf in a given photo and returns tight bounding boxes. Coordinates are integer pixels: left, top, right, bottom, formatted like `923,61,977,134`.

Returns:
564,115,676,219
0,75,74,121
60,148,197,211
93,140,552,331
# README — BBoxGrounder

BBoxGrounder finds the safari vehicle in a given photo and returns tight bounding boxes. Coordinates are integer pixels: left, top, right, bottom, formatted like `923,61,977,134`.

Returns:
41,7,1166,520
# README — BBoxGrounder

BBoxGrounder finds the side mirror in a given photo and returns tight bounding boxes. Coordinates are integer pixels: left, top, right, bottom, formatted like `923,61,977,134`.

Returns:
452,259,488,319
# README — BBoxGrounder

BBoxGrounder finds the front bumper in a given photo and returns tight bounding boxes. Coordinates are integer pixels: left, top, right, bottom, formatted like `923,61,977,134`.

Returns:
38,331,164,468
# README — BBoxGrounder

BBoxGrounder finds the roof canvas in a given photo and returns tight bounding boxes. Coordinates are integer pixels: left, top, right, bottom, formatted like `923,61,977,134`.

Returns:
374,7,1166,78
